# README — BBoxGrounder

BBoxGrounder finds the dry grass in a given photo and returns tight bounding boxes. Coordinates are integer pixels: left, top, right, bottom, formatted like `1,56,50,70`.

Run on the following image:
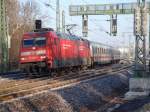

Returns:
134,103,150,112
80,107,93,112
0,91,73,112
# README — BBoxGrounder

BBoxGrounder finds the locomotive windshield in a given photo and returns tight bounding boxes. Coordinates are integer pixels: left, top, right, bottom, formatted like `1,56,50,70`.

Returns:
35,37,46,47
23,39,34,47
23,37,46,47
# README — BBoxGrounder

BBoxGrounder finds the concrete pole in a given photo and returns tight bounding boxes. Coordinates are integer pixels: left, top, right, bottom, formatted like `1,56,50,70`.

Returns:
149,14,150,71
56,0,60,32
62,10,65,33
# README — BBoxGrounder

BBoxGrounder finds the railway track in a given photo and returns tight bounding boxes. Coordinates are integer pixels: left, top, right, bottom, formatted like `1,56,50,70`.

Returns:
0,64,131,103
0,65,110,89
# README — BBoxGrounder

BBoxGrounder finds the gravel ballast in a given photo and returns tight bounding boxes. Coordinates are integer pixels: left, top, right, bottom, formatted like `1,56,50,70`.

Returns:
0,69,132,112
57,70,131,111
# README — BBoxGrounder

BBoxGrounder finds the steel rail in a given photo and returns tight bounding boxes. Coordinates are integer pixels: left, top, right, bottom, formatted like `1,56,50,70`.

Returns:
0,64,131,102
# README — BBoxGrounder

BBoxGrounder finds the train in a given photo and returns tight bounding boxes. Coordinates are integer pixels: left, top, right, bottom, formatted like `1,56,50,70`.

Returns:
19,20,120,75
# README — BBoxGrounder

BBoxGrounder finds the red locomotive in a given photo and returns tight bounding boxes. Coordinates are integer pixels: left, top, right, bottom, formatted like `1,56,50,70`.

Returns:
19,20,120,75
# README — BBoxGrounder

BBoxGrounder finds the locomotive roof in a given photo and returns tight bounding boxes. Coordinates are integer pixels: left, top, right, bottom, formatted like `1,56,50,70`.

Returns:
23,30,118,51
24,30,87,41
56,32,84,41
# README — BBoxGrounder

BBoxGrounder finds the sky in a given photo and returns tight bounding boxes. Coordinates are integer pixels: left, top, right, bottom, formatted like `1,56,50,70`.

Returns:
19,0,150,48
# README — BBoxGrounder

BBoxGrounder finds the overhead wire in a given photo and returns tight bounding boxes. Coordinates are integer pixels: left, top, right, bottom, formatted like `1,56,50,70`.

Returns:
38,0,56,11
37,0,103,36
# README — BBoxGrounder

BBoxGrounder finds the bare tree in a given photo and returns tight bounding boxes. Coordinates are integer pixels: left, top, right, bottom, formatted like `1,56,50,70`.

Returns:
20,0,40,32
6,0,40,62
6,0,20,37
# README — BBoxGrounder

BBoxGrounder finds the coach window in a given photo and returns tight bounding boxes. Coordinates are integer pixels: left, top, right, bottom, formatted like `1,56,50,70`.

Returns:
96,47,98,54
100,48,101,54
95,47,97,54
94,47,96,54
93,47,95,54
99,48,100,54
99,48,101,54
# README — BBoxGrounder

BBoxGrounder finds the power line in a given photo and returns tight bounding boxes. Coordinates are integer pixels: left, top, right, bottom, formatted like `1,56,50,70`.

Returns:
38,0,56,11
37,0,97,35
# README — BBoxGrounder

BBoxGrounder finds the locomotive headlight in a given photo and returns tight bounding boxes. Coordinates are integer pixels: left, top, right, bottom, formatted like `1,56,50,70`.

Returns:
21,57,25,61
40,56,46,59
36,50,46,55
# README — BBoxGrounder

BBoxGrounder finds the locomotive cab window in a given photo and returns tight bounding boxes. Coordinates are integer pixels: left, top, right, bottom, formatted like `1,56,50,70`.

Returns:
23,37,46,47
35,37,46,47
23,39,34,47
